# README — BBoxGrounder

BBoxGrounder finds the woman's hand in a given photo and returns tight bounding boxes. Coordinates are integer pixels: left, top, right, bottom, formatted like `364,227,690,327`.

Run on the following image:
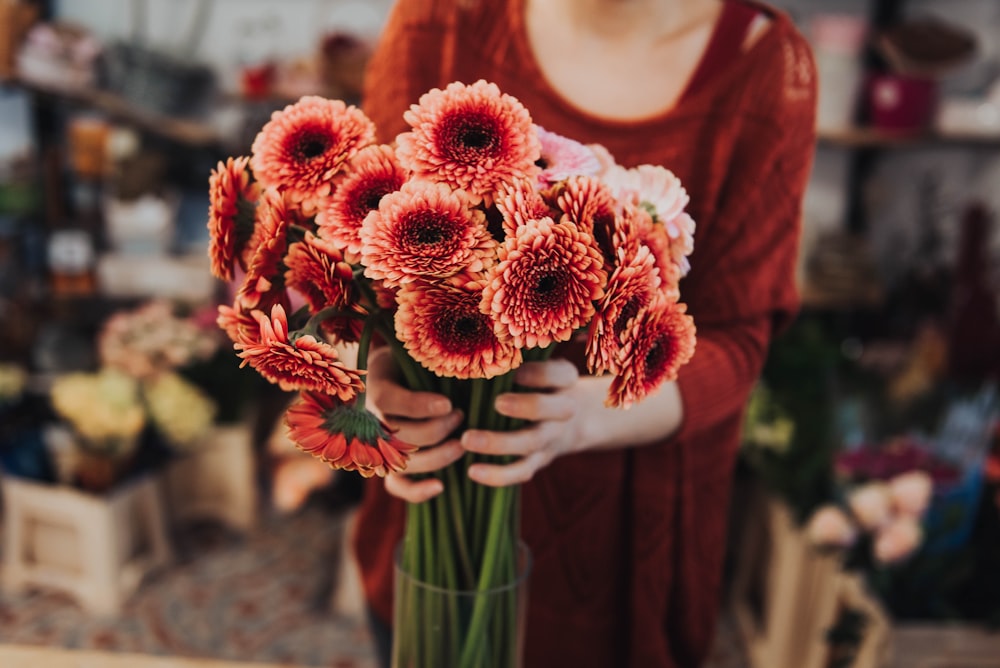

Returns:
365,347,465,503
461,358,584,487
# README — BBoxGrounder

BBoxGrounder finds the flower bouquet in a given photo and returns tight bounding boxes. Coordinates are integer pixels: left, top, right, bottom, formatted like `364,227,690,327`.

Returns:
207,80,696,667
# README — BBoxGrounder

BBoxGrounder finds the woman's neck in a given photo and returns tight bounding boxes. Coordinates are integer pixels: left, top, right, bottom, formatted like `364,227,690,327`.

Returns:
533,0,722,42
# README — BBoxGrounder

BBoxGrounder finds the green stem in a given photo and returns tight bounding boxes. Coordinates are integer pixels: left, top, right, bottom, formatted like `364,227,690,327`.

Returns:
458,484,514,667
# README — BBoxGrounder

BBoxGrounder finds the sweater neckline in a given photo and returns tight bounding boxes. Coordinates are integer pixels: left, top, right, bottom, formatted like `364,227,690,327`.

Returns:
508,0,786,130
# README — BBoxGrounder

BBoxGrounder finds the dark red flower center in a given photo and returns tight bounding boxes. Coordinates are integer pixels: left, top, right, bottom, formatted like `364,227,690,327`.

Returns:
440,109,501,162
644,333,676,382
528,265,568,310
614,296,644,338
351,178,398,221
290,125,333,162
436,305,494,352
401,211,460,252
592,208,617,266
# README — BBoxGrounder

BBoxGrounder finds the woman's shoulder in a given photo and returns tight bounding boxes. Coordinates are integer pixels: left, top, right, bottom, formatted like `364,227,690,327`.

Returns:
713,1,816,136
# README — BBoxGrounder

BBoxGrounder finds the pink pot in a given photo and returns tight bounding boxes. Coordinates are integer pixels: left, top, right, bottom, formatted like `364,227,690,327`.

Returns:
868,74,938,132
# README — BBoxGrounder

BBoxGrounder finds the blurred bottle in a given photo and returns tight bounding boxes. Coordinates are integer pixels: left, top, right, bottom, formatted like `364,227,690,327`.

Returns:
811,14,869,132
947,202,1000,384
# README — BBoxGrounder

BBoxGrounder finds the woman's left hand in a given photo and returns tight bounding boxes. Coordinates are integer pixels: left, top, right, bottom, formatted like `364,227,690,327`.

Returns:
460,358,584,487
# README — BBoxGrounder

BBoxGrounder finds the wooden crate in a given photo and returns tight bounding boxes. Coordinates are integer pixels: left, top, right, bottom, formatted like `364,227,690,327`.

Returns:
1,472,174,616
730,489,892,668
163,424,259,532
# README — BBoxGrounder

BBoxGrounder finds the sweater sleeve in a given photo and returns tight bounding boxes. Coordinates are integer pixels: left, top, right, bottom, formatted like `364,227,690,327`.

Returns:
672,30,818,450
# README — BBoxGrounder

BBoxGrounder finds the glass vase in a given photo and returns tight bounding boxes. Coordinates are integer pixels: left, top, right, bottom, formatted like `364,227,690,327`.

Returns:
391,540,531,668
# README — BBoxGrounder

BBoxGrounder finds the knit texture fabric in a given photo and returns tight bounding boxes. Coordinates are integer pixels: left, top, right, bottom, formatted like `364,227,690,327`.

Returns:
353,2,817,666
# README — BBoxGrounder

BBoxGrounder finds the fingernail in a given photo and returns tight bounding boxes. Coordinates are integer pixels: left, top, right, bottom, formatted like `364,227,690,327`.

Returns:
431,399,451,414
494,395,510,413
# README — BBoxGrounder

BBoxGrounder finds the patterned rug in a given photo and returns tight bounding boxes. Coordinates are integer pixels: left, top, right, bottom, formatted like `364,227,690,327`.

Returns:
0,500,748,667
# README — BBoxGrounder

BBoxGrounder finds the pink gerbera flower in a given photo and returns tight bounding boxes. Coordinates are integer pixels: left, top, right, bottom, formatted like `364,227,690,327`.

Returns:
604,164,689,222
483,217,606,349
207,156,259,281
608,299,696,408
360,180,495,287
317,144,408,263
396,279,522,379
396,80,541,201
286,392,417,478
534,125,601,187
586,244,662,375
236,304,364,401
250,96,375,215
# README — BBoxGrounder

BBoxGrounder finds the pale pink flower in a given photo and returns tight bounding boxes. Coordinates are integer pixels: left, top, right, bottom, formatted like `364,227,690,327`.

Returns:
873,515,924,564
806,505,859,548
888,470,934,517
847,482,893,531
534,125,601,186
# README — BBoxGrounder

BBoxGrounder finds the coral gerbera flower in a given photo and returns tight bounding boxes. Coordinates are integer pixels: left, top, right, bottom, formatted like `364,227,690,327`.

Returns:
286,392,417,478
235,189,295,313
284,232,355,314
637,213,684,292
284,232,363,342
250,96,375,215
586,244,662,375
555,175,621,270
396,278,522,379
495,177,552,238
396,80,541,201
207,156,259,281
217,303,258,347
236,304,364,401
317,144,408,263
483,217,606,349
360,180,495,287
534,125,601,187
607,299,696,409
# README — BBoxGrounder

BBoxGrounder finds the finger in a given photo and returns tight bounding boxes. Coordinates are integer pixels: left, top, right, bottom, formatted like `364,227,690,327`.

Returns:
399,440,465,475
386,409,464,447
514,359,579,390
467,451,547,487
461,420,562,457
494,391,576,423
372,383,453,420
385,472,443,503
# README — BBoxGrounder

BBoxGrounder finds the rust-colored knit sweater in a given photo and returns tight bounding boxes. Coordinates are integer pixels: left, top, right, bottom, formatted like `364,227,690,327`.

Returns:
353,2,817,666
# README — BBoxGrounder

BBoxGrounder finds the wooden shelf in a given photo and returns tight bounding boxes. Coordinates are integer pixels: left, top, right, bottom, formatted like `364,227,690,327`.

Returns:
8,76,225,149
819,126,1000,148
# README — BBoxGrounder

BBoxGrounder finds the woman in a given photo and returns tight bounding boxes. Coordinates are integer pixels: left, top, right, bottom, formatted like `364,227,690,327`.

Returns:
353,1,817,666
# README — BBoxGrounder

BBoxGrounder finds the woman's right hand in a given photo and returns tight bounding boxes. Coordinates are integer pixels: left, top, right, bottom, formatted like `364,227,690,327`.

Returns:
366,346,465,503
